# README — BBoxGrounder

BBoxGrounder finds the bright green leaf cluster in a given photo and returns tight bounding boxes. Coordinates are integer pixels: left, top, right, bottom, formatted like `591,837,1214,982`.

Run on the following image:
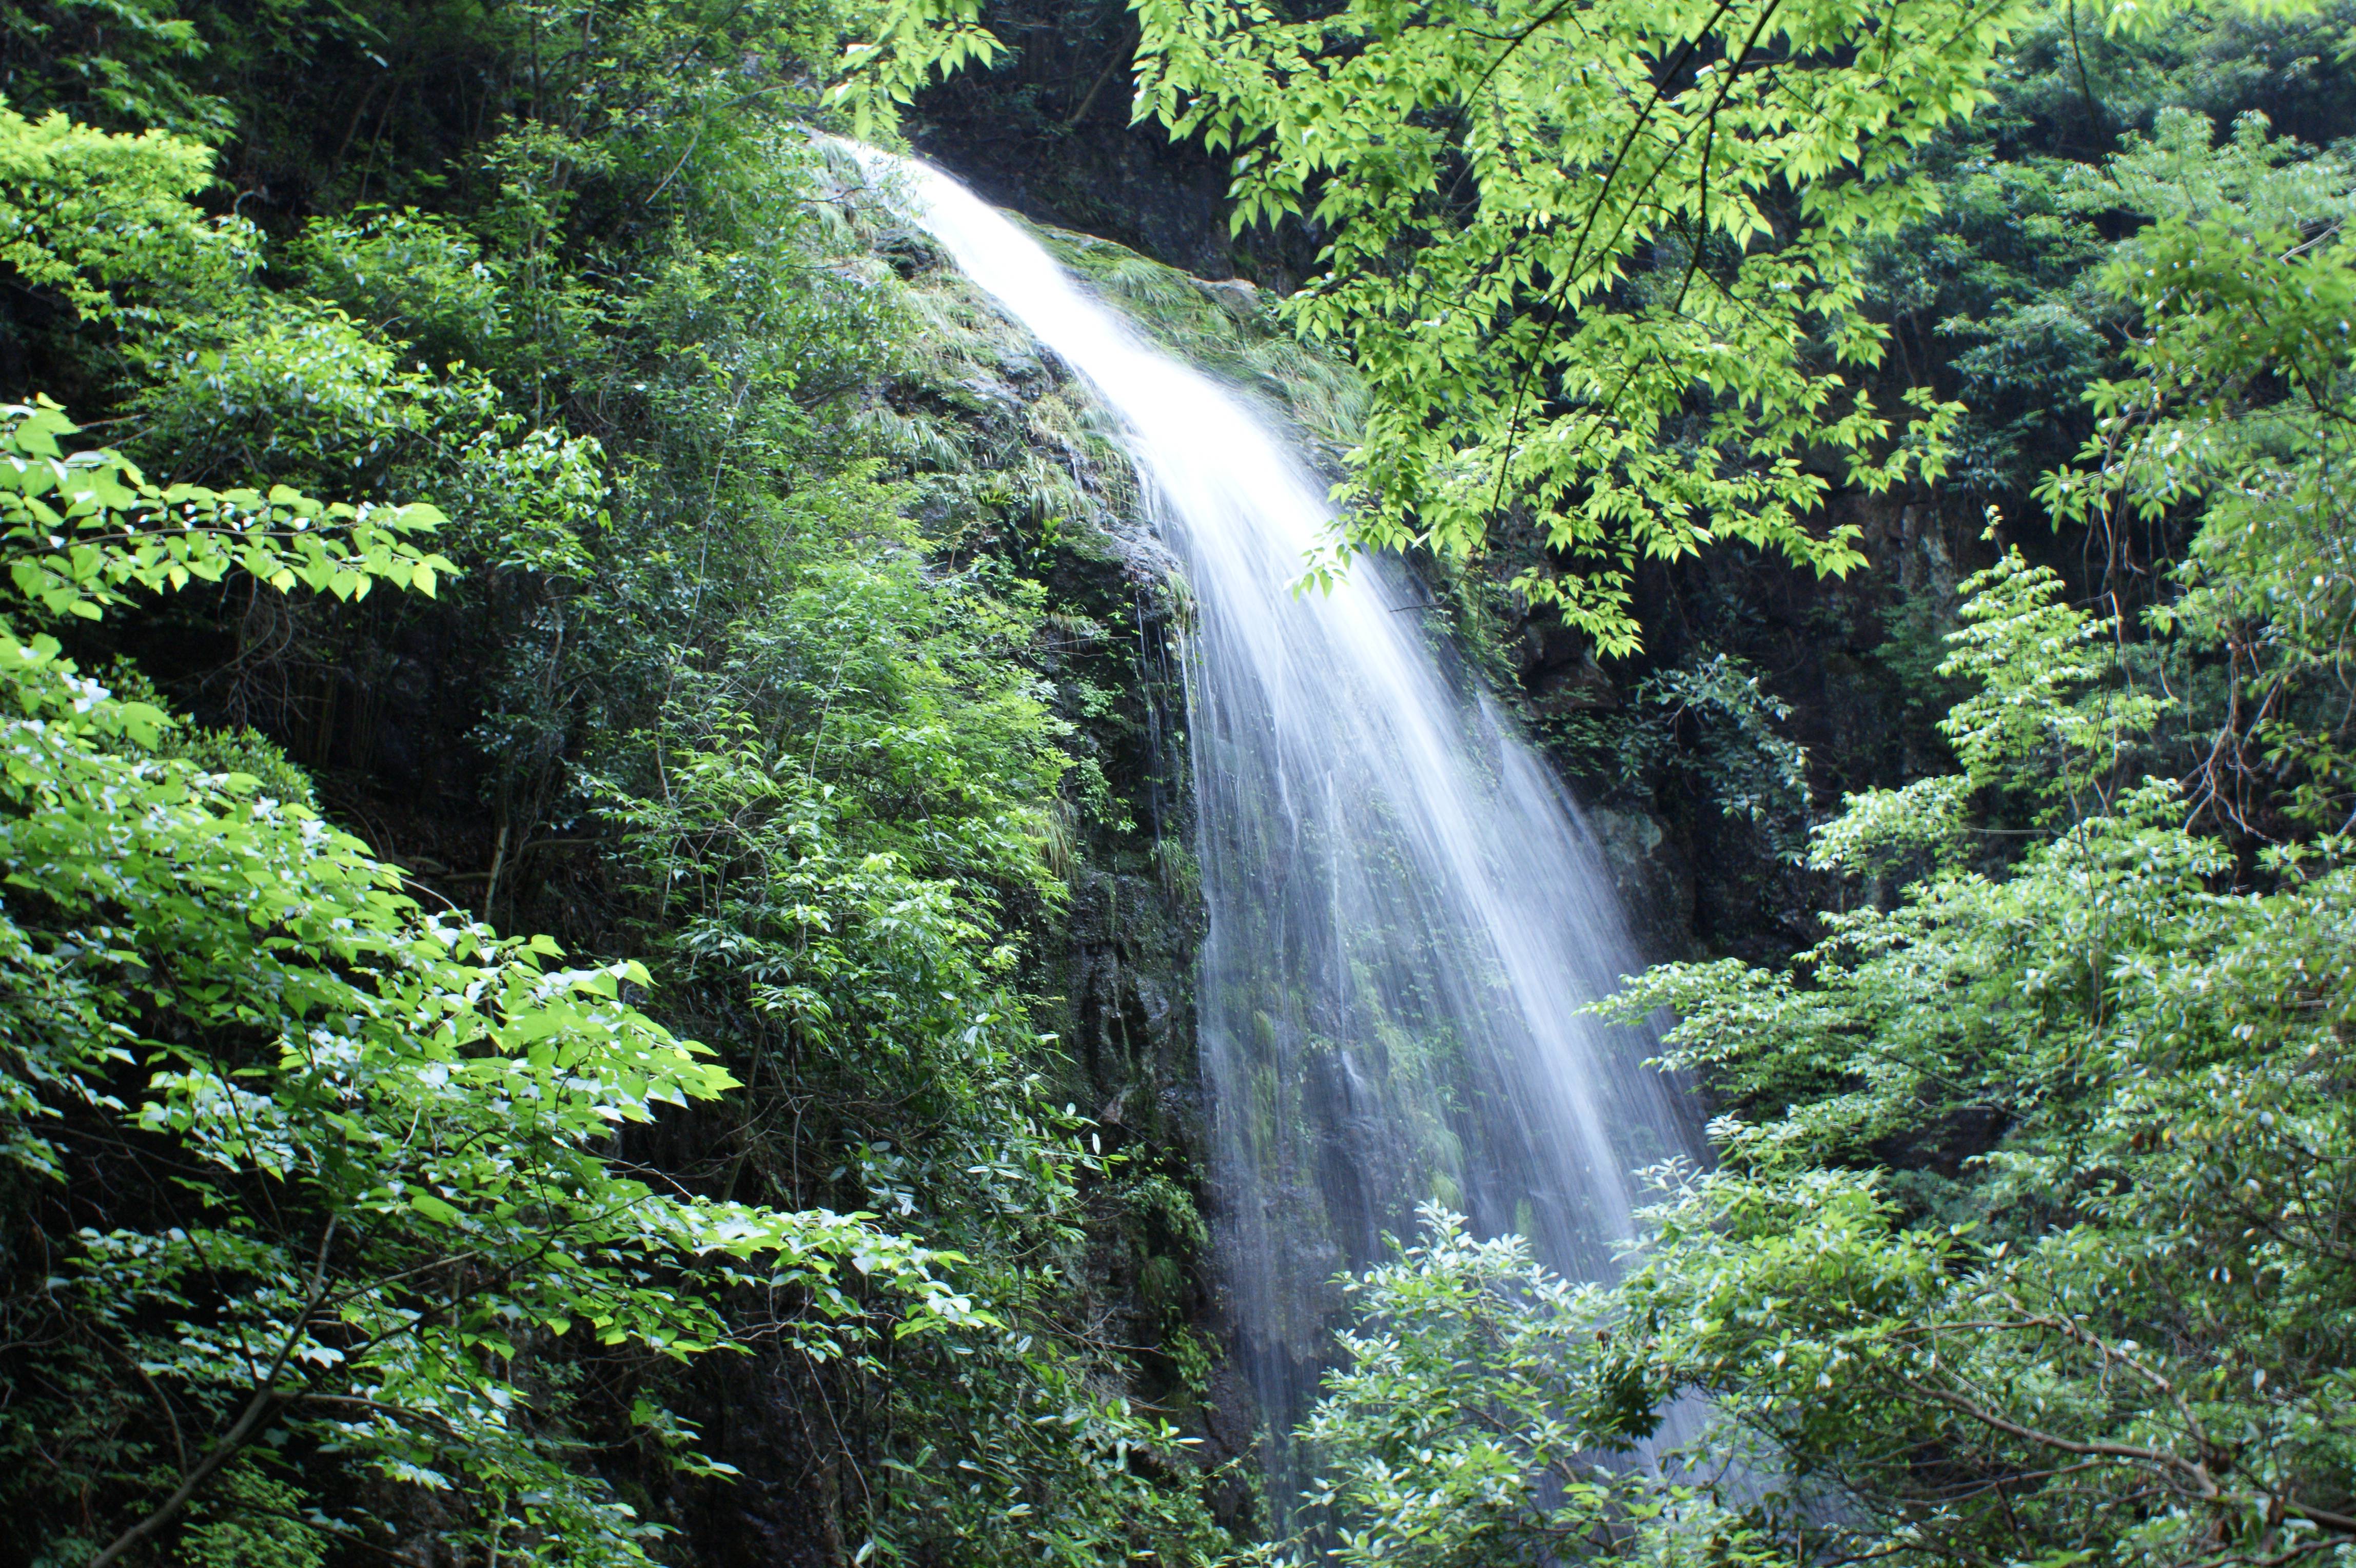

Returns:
1120,0,2021,651
0,398,456,619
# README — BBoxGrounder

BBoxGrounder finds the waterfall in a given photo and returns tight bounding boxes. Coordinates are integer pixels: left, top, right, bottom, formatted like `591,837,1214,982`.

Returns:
850,147,1699,1505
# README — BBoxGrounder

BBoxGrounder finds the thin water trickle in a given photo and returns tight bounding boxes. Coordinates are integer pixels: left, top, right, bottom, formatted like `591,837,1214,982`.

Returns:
849,145,1699,1511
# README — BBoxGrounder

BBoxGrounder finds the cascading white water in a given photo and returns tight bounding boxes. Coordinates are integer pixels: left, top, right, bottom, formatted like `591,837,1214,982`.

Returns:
850,146,1697,1505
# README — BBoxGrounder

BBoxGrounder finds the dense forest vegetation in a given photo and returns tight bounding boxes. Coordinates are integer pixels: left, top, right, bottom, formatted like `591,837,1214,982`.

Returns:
0,0,2350,1564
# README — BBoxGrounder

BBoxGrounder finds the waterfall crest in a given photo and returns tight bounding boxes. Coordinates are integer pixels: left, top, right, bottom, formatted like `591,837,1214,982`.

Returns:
851,146,1698,1499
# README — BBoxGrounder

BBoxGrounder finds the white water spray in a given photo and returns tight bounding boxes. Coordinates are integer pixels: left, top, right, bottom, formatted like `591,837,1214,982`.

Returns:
850,146,1698,1505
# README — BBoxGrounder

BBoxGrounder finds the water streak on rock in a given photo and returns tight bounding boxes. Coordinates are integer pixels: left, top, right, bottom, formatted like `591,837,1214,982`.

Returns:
854,145,1697,1506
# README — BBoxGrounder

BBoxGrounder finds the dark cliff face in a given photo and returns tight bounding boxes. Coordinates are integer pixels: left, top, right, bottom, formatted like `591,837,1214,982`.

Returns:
912,89,1239,281
906,0,1325,291
906,0,1236,278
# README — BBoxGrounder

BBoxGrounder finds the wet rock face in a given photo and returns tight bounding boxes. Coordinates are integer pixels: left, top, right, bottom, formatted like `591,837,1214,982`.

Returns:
1064,865,1204,1143
875,225,1271,1509
1581,805,1697,964
1518,611,1618,720
916,112,1241,281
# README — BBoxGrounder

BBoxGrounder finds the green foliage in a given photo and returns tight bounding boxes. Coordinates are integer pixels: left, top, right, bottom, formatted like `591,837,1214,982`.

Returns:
1291,1210,1786,1568
51,1,2356,1564
846,0,2109,647
838,0,1006,134
0,400,976,1567
0,0,235,140
1298,564,2356,1566
0,96,244,319
594,549,1082,1240
1287,94,2356,1560
291,207,515,371
1600,793,2356,1564
1124,0,2023,652
171,1459,329,1568
580,405,1232,1562
1303,491,2356,1565
2043,107,2356,835
1,396,453,617
1932,543,2162,813
0,11,1240,1558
